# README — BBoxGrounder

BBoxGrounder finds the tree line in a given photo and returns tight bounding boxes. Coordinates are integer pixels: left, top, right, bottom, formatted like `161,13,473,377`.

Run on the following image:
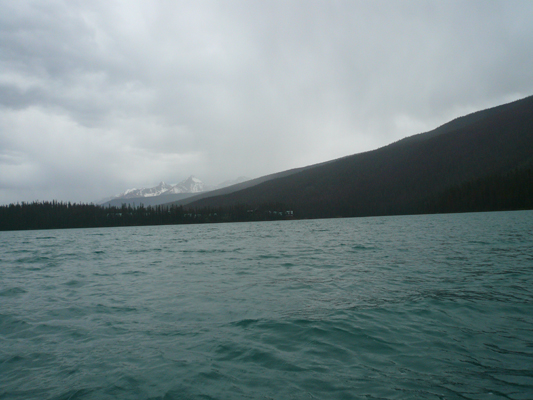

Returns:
419,164,533,214
0,201,295,231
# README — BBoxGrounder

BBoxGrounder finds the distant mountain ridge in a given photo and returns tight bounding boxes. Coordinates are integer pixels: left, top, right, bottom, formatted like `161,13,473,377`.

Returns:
100,176,249,207
115,176,205,199
180,94,533,217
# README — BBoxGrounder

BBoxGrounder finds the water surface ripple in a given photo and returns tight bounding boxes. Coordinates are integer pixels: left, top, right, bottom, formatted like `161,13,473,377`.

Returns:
1,211,533,399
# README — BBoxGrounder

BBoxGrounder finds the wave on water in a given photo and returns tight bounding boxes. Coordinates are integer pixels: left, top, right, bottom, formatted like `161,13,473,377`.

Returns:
1,211,532,399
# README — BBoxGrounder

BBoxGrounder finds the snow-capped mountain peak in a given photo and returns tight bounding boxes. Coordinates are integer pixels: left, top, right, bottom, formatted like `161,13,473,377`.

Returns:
110,176,205,200
182,176,204,192
114,181,173,199
97,175,251,205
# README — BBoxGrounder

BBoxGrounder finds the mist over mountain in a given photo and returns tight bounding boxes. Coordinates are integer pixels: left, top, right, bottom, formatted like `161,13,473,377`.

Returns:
179,95,533,217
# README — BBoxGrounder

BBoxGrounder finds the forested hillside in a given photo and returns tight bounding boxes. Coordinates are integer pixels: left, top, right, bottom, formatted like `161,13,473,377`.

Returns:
184,95,533,218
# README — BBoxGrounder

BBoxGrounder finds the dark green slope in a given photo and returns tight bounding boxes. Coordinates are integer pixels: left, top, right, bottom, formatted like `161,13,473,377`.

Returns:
186,95,533,217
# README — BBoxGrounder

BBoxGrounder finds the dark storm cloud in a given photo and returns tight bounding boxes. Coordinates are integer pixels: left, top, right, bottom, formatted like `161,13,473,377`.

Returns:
1,0,532,204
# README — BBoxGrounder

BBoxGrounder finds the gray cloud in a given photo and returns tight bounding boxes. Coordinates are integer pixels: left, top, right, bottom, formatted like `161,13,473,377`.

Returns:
1,0,533,204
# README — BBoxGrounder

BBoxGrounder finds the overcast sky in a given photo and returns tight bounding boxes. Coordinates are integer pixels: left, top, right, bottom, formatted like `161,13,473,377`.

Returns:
1,0,532,204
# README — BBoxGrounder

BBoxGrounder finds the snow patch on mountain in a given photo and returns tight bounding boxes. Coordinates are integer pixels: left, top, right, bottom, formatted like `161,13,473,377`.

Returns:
116,181,174,199
165,176,206,194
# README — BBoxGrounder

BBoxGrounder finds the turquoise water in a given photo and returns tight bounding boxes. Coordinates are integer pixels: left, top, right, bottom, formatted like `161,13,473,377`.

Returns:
1,211,532,399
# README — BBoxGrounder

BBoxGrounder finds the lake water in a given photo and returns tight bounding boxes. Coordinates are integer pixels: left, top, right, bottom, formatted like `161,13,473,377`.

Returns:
1,211,532,399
